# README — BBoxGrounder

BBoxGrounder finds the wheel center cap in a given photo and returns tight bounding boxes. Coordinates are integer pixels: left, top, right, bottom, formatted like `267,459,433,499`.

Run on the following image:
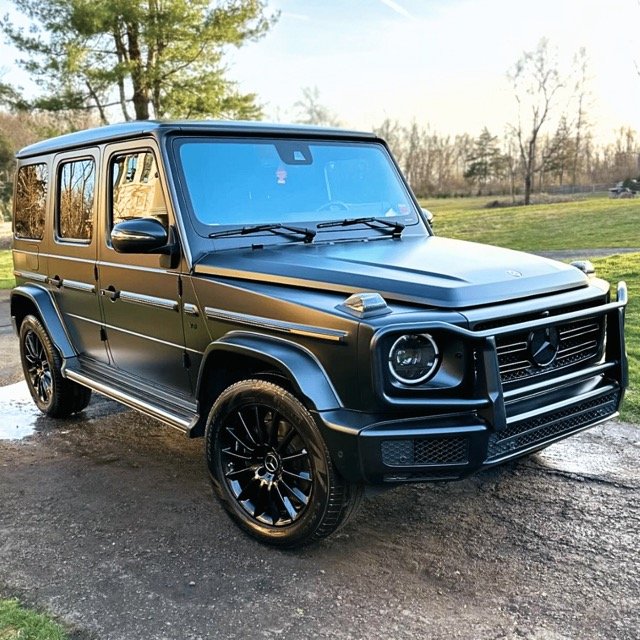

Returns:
264,451,280,474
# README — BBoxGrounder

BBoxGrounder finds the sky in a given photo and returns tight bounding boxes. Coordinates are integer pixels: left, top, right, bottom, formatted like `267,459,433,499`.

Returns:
227,0,640,141
0,0,639,142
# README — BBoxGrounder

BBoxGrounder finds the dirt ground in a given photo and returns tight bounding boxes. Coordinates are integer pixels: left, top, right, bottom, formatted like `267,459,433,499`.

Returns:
0,294,639,640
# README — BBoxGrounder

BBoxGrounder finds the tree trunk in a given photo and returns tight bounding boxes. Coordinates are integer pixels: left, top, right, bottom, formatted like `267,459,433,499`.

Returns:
113,24,131,121
524,173,532,205
126,22,150,120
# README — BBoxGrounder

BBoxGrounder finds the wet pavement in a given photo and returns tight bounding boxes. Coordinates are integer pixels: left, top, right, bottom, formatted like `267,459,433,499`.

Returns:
0,381,39,440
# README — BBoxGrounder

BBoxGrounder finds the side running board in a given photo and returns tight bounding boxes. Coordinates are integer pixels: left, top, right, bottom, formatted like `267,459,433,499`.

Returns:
64,363,199,435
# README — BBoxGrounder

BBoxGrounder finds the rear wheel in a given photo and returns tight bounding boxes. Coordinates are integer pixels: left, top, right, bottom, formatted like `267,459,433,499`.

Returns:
205,379,362,547
19,314,91,418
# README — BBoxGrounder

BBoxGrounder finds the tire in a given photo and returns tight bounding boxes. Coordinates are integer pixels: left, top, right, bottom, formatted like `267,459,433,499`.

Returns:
19,314,92,418
205,379,363,548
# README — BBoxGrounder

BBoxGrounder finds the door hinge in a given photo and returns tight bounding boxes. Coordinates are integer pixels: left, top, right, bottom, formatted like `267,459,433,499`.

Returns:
93,264,99,281
100,327,107,342
177,275,183,297
182,351,191,369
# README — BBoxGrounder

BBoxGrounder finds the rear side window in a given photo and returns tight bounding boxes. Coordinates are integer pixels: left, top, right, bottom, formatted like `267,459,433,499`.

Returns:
14,163,48,240
111,151,168,230
57,158,95,242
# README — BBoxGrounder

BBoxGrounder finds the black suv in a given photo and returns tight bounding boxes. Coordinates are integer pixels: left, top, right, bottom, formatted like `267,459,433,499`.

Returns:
11,121,628,546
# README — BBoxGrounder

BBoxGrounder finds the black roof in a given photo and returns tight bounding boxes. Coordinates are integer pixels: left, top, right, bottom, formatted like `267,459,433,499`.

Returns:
16,120,377,158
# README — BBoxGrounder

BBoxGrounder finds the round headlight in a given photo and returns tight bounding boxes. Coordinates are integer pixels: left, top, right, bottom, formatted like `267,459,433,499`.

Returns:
388,333,439,385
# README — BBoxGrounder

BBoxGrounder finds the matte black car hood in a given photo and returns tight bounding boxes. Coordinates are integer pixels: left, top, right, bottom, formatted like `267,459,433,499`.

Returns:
194,235,587,309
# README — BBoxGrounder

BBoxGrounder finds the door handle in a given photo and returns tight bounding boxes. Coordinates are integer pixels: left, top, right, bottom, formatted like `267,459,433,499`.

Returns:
48,275,62,288
100,286,120,301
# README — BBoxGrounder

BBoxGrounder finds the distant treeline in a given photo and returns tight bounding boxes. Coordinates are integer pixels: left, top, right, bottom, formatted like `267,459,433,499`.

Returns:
0,110,638,220
374,119,640,200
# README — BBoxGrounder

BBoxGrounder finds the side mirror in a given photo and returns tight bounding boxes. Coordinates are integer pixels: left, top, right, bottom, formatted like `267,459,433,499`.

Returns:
421,207,434,226
111,218,168,254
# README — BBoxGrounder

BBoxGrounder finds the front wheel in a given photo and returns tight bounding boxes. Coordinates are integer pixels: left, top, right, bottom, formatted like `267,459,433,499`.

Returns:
205,379,362,547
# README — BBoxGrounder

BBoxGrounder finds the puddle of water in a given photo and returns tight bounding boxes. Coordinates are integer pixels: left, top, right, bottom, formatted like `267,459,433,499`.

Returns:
0,381,41,440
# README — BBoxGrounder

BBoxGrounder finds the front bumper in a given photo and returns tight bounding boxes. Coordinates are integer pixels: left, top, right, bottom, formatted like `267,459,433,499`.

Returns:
315,283,628,484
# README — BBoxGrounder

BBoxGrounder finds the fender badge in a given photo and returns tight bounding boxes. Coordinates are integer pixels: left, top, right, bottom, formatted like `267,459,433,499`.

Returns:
507,270,523,278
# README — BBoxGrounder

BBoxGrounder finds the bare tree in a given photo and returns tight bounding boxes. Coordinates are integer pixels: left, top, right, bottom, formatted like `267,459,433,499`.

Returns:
571,48,592,186
508,39,564,204
293,87,341,127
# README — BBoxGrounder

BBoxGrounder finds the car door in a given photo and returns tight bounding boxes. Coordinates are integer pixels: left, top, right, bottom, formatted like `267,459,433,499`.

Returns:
97,141,191,394
48,150,109,363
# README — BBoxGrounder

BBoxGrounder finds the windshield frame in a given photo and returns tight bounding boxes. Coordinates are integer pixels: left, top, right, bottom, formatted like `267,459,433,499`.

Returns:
167,134,428,243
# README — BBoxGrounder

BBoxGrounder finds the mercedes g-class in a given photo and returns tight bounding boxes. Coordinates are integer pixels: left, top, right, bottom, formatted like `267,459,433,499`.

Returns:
11,121,628,546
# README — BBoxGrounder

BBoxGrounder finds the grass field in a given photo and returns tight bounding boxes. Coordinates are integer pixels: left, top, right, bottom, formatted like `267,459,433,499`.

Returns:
422,195,640,251
0,599,68,640
591,253,639,423
0,250,13,289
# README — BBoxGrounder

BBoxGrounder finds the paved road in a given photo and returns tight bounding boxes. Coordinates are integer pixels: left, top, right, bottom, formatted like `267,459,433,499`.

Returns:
0,290,22,385
534,247,640,261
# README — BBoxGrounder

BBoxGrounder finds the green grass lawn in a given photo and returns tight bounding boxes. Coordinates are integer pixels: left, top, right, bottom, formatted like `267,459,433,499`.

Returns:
0,250,14,289
0,599,68,640
422,194,640,251
591,253,640,423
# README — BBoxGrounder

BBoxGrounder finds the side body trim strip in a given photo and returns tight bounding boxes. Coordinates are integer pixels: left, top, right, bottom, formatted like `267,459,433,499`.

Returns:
204,307,348,343
14,271,48,283
119,290,179,311
63,279,96,293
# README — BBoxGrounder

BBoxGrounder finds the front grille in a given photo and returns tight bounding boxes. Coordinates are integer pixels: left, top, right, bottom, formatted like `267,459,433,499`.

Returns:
495,316,604,384
381,437,469,467
486,390,620,461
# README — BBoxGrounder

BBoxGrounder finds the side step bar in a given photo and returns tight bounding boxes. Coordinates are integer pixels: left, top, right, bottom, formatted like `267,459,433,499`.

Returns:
65,368,196,435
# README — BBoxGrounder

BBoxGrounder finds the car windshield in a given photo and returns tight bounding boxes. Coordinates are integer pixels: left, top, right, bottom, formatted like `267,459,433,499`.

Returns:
174,138,419,230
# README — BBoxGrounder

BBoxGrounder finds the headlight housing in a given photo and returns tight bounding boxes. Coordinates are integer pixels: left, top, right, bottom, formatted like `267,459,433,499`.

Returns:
388,333,440,385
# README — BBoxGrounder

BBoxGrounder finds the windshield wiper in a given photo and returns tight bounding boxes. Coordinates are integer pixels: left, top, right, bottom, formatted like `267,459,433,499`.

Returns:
316,217,404,238
209,223,316,244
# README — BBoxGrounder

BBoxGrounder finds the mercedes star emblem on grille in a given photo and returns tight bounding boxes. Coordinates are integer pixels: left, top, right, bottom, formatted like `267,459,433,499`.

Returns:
528,326,560,367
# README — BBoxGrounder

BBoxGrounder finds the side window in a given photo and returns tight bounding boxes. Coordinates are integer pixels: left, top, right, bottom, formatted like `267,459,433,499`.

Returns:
14,163,48,240
111,151,168,230
57,158,95,242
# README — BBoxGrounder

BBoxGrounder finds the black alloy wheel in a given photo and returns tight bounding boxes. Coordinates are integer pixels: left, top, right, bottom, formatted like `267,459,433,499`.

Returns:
206,380,363,547
22,327,53,406
220,401,313,526
19,314,92,418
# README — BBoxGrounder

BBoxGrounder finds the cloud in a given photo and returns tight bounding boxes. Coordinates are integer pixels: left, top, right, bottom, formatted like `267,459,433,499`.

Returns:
379,0,412,19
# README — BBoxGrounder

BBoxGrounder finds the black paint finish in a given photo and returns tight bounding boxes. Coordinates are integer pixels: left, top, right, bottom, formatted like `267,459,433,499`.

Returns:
10,121,628,493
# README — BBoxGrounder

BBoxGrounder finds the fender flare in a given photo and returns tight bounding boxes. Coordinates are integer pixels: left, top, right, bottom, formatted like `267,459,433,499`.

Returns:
10,284,76,359
196,330,342,412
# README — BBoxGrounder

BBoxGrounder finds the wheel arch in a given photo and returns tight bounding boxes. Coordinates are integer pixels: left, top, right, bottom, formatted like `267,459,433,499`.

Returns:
192,331,343,437
10,284,76,359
